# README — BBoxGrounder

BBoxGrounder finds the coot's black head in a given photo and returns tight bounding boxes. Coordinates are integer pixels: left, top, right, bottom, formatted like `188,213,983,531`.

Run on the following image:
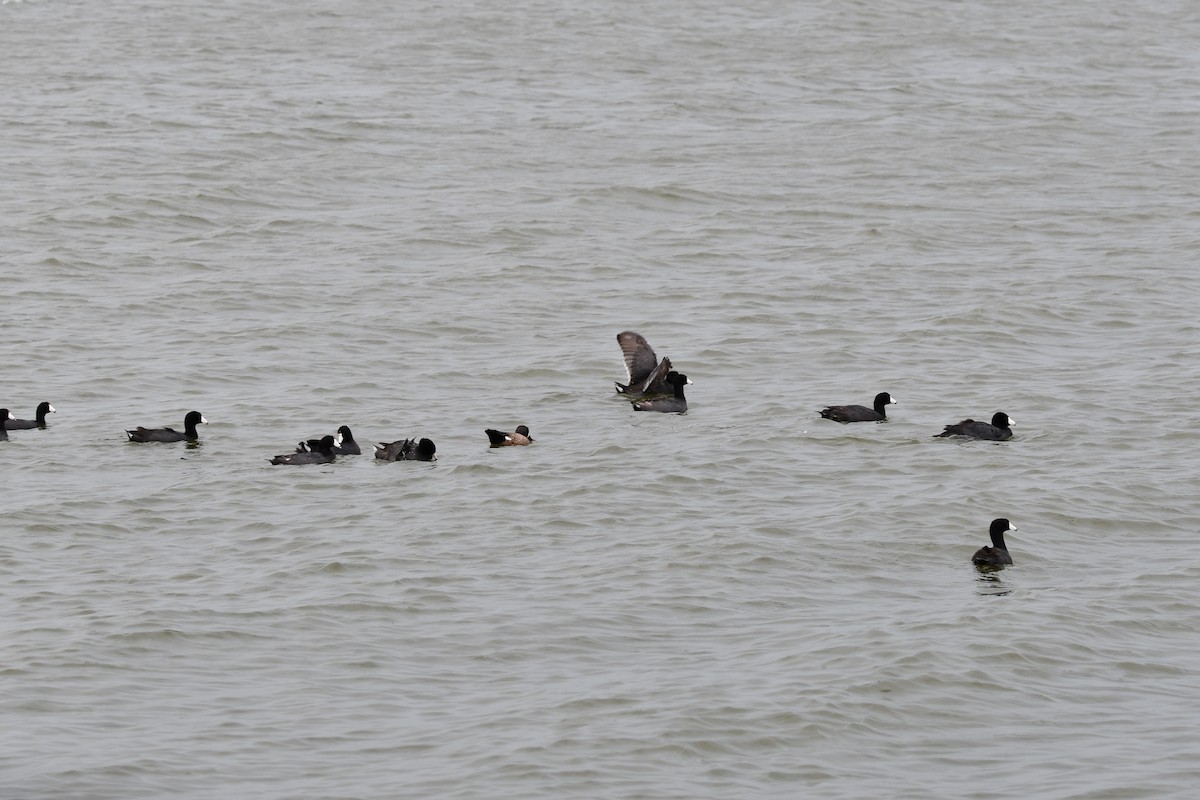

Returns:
417,438,437,460
184,411,208,430
991,412,1013,429
990,518,1016,547
314,434,337,454
337,425,355,440
874,392,896,411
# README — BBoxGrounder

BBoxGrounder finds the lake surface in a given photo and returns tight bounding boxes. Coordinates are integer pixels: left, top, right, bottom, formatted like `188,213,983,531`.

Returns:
3,1,1199,798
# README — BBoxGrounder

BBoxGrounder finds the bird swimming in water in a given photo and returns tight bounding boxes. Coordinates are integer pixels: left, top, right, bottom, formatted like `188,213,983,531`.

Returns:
972,518,1017,567
331,425,361,455
271,434,338,465
485,425,533,447
631,372,691,413
5,401,56,430
935,412,1014,441
374,437,437,462
819,392,896,423
126,410,208,443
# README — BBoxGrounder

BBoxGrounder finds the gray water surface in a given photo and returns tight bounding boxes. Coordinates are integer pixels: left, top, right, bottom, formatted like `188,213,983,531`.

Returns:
3,1,1199,798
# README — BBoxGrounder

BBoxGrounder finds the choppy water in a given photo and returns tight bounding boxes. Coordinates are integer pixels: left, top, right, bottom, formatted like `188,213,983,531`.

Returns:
4,0,1200,798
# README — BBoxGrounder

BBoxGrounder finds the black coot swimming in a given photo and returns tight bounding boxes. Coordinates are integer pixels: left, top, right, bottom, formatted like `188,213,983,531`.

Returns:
819,392,896,423
614,331,674,396
485,425,533,447
0,410,12,441
374,437,437,462
331,425,361,455
126,410,208,443
935,412,1014,441
631,372,691,413
271,434,337,465
972,518,1017,566
6,401,56,430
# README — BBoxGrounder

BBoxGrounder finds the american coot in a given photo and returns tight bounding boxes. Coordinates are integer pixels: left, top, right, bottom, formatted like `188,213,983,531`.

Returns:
631,372,691,413
819,392,896,423
374,437,437,462
294,429,350,453
126,410,208,443
485,425,533,447
271,434,337,465
614,331,674,396
306,430,344,451
6,401,55,430
972,518,1017,566
331,425,361,455
0,410,12,441
935,412,1014,441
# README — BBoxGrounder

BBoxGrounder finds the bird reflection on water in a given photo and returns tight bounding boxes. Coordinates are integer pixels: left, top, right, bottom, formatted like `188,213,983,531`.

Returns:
974,571,1013,597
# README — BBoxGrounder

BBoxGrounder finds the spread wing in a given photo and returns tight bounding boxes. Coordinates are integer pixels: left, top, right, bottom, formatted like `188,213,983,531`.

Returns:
617,331,660,387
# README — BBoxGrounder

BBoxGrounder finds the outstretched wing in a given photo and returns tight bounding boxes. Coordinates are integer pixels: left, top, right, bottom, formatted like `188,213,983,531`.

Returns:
616,331,660,387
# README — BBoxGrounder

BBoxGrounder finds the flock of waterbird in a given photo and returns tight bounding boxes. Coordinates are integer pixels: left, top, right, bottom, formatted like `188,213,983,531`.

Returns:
3,331,1018,568
611,332,1019,568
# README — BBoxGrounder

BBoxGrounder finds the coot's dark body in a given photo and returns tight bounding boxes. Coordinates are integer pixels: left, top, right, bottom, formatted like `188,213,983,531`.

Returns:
271,434,337,465
631,372,691,413
936,412,1014,441
972,518,1017,567
127,411,207,443
819,392,895,423
6,401,55,430
374,438,437,462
